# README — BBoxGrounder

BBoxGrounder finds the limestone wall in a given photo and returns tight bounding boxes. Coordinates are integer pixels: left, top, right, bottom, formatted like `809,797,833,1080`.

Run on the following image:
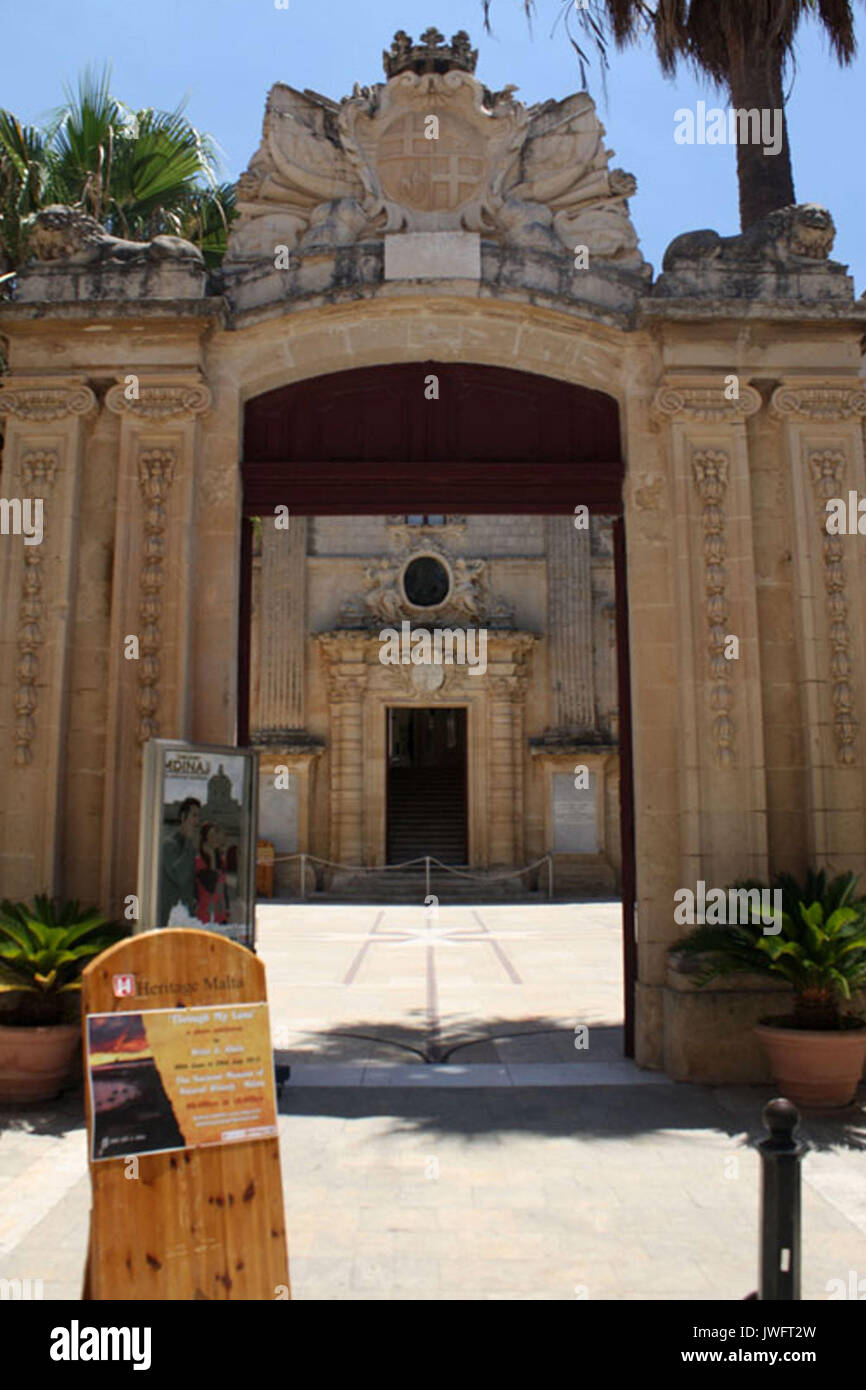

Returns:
2,285,865,1083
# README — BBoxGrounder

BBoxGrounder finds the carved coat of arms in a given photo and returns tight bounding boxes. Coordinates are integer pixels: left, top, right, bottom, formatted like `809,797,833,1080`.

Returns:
226,27,645,271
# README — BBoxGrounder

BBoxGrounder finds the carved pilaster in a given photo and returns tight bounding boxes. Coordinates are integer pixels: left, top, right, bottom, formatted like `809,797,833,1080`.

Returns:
545,515,594,731
809,449,858,765
692,449,735,767
136,448,176,748
318,635,369,865
100,372,210,914
487,670,529,865
255,518,308,734
0,377,97,897
12,451,59,766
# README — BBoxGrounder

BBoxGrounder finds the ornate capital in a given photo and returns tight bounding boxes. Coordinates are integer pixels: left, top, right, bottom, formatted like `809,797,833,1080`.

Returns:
325,669,369,703
652,384,762,422
0,384,97,422
106,380,212,420
488,670,529,702
770,385,866,421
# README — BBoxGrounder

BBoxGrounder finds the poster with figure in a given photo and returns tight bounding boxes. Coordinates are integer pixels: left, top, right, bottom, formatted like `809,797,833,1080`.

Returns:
138,740,258,949
87,1003,278,1161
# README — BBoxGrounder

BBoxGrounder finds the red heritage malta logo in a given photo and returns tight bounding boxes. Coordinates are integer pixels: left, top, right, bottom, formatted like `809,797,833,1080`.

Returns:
112,973,136,999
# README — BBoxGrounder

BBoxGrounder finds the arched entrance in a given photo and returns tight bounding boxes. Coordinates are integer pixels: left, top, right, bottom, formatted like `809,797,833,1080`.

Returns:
239,361,637,1054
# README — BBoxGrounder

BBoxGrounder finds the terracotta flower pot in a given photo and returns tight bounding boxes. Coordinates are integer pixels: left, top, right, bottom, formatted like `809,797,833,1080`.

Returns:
0,1022,80,1103
755,1021,866,1108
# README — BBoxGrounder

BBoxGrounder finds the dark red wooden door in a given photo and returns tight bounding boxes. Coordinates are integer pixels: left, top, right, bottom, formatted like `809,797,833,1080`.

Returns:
242,362,623,514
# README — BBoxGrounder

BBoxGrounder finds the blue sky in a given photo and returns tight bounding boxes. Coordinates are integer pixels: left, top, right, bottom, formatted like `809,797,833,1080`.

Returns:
4,0,865,289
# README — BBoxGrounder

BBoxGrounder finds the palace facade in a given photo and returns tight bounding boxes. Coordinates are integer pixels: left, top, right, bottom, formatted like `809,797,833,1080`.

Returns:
2,27,865,1082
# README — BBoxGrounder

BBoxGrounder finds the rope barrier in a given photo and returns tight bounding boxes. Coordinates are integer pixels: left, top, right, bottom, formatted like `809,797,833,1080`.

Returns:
256,849,555,898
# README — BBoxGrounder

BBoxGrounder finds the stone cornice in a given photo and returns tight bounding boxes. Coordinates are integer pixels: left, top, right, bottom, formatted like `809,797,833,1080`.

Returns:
0,382,97,421
652,383,762,422
769,384,866,421
106,378,212,420
638,298,866,325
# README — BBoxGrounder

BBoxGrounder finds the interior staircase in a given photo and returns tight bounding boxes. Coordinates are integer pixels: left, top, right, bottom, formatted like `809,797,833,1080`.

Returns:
386,766,466,864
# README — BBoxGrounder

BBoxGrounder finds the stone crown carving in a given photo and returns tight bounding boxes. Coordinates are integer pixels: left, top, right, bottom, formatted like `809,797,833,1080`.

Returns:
226,30,644,270
383,28,478,79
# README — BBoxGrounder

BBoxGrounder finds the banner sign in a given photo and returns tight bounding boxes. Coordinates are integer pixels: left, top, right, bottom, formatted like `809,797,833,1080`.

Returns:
137,740,258,949
86,1002,278,1162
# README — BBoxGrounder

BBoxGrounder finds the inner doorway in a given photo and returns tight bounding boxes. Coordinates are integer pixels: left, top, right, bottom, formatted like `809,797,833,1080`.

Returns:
387,707,467,864
241,360,636,1055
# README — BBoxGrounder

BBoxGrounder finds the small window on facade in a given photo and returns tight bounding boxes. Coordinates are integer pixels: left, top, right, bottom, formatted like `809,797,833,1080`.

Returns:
406,515,446,526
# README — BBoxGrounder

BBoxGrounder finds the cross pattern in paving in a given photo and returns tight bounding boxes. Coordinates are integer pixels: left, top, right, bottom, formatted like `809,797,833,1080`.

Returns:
259,902,624,1065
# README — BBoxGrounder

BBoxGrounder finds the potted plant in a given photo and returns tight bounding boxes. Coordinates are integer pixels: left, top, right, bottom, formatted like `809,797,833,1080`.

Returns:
670,870,866,1108
0,895,128,1103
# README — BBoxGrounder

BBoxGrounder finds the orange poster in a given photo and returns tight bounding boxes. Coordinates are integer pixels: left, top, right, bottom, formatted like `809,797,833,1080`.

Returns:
87,1003,278,1161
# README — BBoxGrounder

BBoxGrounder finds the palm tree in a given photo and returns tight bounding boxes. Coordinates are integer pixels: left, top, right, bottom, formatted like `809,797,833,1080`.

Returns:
483,1,861,229
0,65,235,276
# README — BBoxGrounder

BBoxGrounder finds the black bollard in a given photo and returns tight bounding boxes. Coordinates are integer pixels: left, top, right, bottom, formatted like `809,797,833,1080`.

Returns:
757,1098,806,1300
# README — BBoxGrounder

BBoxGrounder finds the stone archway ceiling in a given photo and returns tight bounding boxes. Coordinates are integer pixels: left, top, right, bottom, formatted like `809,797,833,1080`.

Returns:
242,362,623,514
221,26,651,316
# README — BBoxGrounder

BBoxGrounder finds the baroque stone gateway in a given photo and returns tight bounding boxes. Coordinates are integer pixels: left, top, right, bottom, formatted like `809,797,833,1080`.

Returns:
1,27,865,1085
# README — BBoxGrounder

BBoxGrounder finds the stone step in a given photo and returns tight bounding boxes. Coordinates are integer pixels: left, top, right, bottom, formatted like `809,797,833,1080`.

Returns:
302,867,545,903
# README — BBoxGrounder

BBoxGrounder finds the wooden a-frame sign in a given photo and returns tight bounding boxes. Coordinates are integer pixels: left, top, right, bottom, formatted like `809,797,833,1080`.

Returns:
81,929,290,1300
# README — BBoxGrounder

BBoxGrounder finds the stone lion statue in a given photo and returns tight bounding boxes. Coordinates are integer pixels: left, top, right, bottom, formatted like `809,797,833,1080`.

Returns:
28,205,204,267
662,203,836,271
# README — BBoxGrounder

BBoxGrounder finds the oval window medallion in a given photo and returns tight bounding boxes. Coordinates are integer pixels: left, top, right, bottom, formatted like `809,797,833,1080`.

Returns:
402,555,450,608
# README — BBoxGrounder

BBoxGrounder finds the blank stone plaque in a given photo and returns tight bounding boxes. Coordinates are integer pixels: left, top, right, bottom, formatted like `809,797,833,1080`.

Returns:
553,771,597,853
259,773,299,854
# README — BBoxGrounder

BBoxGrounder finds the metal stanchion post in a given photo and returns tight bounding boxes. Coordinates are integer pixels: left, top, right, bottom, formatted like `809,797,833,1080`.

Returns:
757,1098,806,1300
300,853,306,900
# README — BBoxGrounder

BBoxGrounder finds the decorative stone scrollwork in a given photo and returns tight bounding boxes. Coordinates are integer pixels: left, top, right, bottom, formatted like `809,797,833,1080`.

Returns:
341,542,514,628
0,385,97,422
325,671,369,703
626,472,664,511
769,386,866,421
692,449,735,767
13,450,59,766
137,449,176,747
106,382,212,420
652,384,762,422
808,449,858,765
